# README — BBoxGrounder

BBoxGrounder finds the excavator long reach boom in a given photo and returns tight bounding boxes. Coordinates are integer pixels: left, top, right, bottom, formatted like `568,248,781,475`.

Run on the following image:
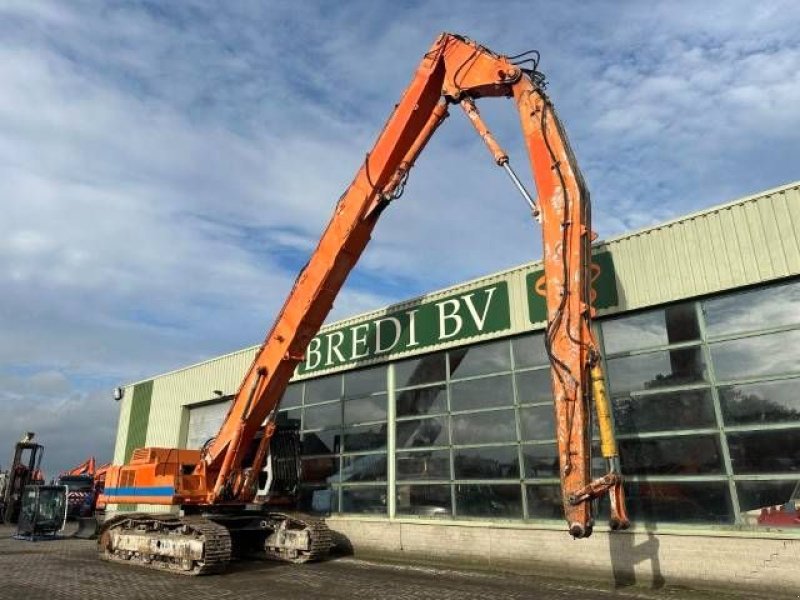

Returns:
100,33,628,575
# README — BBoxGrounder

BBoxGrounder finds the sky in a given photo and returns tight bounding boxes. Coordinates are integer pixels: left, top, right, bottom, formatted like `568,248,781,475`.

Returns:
1,1,799,477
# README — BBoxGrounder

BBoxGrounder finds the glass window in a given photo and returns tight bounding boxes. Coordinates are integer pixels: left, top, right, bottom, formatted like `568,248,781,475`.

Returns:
720,379,800,426
455,483,522,518
341,486,386,514
280,384,303,409
396,384,447,418
612,389,716,434
344,394,387,425
396,416,449,449
606,347,707,394
396,450,451,481
450,375,513,412
704,281,800,337
301,430,340,456
451,410,517,445
710,330,800,382
614,481,732,524
619,435,723,475
297,485,337,514
736,480,800,518
519,405,556,442
276,408,302,428
341,453,387,483
728,430,800,474
522,444,559,478
526,484,563,519
396,353,446,388
602,303,700,355
449,340,511,379
343,424,386,453
301,456,340,485
512,334,549,369
303,402,341,431
396,484,452,517
305,375,341,404
515,369,553,405
453,446,520,479
344,366,386,397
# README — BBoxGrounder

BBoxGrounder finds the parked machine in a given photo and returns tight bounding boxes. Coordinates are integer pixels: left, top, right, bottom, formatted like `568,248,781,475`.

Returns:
1,433,45,524
14,484,67,541
98,32,628,575
58,457,110,519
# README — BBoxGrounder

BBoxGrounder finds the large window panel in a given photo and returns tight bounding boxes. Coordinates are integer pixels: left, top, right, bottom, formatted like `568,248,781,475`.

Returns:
305,375,341,404
720,379,800,426
607,347,707,394
344,366,386,397
280,384,303,409
522,444,559,478
455,483,522,518
303,402,341,431
396,450,451,481
616,481,732,524
344,394,387,425
451,410,517,445
396,416,449,449
704,281,800,337
612,389,716,434
276,408,302,429
341,453,387,483
602,303,700,355
396,385,447,418
619,435,724,475
396,353,446,388
526,484,563,519
512,334,549,369
515,369,553,405
301,456,340,485
453,445,520,480
449,340,511,379
301,430,340,456
728,430,800,474
396,484,452,517
736,480,800,518
519,405,556,442
450,374,513,412
343,424,387,453
297,485,337,514
710,330,800,382
340,486,386,514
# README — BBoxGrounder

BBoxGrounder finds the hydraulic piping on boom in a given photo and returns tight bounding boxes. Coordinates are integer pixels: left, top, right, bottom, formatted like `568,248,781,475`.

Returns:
98,32,629,576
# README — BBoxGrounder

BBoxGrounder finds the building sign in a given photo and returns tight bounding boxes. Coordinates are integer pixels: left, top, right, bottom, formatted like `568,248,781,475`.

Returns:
297,282,511,375
526,251,619,324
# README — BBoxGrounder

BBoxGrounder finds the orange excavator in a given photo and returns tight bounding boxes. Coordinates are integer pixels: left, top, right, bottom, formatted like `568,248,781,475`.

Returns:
98,33,628,574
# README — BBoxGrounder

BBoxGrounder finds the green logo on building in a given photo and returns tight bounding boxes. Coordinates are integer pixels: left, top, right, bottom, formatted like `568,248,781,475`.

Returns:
298,282,511,375
526,251,618,324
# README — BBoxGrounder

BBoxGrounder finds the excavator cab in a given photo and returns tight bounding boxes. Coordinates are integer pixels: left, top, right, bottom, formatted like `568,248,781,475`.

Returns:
14,485,67,540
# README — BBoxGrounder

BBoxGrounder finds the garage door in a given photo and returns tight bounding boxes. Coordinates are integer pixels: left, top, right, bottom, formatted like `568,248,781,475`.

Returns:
186,400,231,449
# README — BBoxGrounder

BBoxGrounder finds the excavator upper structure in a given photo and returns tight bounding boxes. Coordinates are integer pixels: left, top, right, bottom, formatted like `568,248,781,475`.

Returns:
99,32,629,575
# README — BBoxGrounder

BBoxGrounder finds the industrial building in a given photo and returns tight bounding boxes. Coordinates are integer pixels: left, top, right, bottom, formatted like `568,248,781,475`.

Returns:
109,181,800,591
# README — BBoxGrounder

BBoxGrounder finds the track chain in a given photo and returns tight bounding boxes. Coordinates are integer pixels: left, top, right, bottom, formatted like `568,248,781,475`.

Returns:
263,511,332,563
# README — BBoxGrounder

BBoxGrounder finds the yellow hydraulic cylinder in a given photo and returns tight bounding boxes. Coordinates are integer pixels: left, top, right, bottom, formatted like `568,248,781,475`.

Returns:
590,363,618,459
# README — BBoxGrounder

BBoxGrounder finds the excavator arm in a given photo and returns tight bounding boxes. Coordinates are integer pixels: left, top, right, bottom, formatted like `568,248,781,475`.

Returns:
102,33,628,539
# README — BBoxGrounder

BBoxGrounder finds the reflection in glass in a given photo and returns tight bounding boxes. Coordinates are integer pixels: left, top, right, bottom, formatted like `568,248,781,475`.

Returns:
449,340,510,379
602,303,699,355
519,405,556,442
612,389,716,434
515,369,553,405
450,375,513,412
526,484,563,519
305,375,341,404
303,402,341,430
301,430,340,456
396,353,446,388
455,483,522,518
344,394,387,425
728,430,800,474
453,445,519,479
599,481,733,524
343,424,387,453
276,408,302,429
396,416,449,449
298,485,337,514
301,456,340,484
720,379,800,426
396,484,452,517
618,435,723,475
396,450,451,480
607,347,706,394
451,410,517,445
710,330,800,381
704,281,800,337
341,486,386,514
736,480,800,519
344,366,386,397
512,334,549,369
281,384,303,408
396,385,447,418
341,454,387,482
522,444,559,478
